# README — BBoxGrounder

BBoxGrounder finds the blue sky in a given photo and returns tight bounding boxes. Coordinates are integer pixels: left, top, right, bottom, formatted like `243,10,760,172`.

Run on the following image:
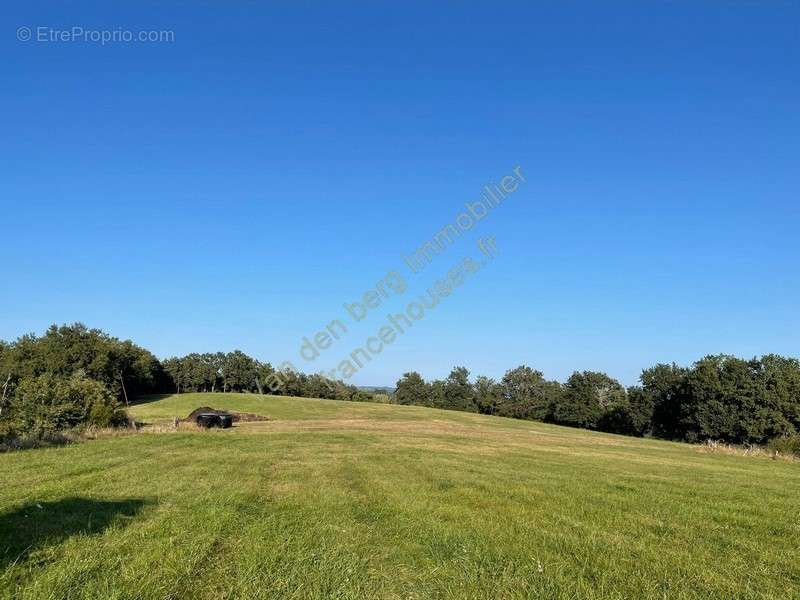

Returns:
1,2,798,386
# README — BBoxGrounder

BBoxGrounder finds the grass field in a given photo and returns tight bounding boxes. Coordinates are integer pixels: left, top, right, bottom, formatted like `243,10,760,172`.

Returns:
2,393,799,599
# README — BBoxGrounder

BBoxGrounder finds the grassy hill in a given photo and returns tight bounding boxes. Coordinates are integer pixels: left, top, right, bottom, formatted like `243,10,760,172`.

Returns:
2,393,798,599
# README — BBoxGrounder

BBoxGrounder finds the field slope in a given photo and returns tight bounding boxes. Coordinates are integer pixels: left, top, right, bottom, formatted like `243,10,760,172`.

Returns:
2,393,798,599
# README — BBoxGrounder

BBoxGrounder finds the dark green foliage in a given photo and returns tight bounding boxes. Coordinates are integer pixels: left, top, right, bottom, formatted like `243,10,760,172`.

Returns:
682,356,760,442
222,350,257,392
162,353,224,394
274,369,306,397
255,361,275,395
443,367,477,412
760,354,800,433
394,372,429,406
474,375,502,415
161,352,372,403
303,373,336,400
0,323,163,403
619,386,655,436
3,323,800,447
1,324,373,441
0,342,10,427
639,355,800,444
0,324,159,440
642,355,800,443
768,433,800,457
497,365,560,421
392,357,800,446
640,363,689,439
349,389,375,403
553,371,626,430
9,373,125,437
428,379,446,409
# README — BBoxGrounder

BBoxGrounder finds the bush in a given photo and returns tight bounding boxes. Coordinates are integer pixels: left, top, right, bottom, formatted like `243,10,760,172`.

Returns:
768,434,800,457
88,400,127,427
8,373,125,438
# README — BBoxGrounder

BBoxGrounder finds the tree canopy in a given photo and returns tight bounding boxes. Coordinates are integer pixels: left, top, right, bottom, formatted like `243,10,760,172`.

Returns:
3,323,800,448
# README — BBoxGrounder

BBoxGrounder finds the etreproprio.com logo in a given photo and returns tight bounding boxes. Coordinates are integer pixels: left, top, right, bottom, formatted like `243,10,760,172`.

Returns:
16,26,174,45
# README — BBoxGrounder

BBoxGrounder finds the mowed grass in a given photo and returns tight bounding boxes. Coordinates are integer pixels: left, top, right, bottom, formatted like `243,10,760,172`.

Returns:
2,394,799,599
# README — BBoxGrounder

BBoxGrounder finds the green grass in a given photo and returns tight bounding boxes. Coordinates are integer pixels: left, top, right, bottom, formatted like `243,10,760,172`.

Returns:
2,393,799,599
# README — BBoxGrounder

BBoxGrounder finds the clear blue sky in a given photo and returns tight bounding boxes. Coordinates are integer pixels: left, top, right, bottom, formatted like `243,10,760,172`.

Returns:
1,2,798,386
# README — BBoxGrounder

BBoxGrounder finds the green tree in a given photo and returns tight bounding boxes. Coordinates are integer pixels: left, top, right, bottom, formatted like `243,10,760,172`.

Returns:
254,361,275,395
679,355,794,444
394,372,429,406
642,363,690,439
474,375,502,415
760,354,800,435
429,379,447,409
497,365,560,421
0,341,11,420
0,324,163,403
304,374,337,399
614,386,655,436
350,388,375,402
444,366,477,412
162,357,185,393
222,350,257,392
554,371,626,429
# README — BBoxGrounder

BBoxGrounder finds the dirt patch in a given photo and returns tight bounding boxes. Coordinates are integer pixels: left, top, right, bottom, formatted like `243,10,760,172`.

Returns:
182,406,269,424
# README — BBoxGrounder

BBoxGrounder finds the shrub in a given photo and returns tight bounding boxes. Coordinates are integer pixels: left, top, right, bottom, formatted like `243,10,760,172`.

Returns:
768,434,800,457
88,400,126,427
9,373,125,437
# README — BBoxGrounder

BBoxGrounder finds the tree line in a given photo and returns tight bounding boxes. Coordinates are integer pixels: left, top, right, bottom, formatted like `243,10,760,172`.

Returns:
0,323,375,441
0,324,165,439
161,352,374,402
2,323,799,449
394,356,800,445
